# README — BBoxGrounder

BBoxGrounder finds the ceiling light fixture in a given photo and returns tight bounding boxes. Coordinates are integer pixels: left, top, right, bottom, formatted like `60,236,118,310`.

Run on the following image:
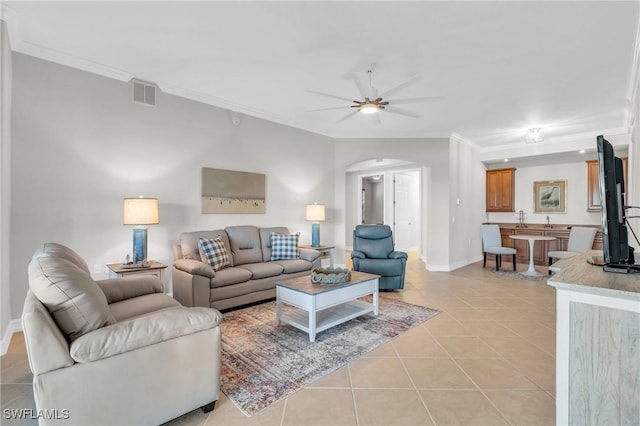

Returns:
525,127,544,143
359,103,380,114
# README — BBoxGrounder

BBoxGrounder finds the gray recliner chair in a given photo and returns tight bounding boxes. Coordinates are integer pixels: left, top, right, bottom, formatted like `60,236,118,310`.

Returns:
23,243,222,425
351,225,407,290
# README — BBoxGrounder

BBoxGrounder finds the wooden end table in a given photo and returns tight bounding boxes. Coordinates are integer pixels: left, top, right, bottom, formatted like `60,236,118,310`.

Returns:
106,261,168,281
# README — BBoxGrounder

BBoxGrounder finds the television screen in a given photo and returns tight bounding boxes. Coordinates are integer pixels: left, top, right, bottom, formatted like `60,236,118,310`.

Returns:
597,135,637,272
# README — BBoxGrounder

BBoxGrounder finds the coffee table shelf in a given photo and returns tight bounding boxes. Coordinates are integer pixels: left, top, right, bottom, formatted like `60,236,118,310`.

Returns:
276,271,380,342
280,299,375,336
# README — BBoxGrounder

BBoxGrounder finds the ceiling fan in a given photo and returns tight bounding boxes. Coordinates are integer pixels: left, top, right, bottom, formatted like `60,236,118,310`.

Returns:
308,70,442,124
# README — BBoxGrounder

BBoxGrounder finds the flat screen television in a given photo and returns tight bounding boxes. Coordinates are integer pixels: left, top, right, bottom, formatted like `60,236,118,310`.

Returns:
596,135,638,273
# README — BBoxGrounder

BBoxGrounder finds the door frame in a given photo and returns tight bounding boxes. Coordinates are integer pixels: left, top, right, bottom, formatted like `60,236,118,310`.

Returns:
357,172,386,225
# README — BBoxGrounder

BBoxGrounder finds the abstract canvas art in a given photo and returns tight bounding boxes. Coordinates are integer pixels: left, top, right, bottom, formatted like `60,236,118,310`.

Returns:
202,167,266,214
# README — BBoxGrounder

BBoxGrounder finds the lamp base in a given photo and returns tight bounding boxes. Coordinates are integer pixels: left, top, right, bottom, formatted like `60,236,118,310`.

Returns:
132,227,148,263
311,222,320,247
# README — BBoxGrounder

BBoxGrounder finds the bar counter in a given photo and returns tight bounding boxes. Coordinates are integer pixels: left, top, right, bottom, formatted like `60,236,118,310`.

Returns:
547,252,640,425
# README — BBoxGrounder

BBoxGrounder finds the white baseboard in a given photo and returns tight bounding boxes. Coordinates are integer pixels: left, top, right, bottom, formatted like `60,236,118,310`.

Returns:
1,318,23,356
426,255,483,272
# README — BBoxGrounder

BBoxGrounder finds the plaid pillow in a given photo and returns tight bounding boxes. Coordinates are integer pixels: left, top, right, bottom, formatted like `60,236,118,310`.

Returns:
270,232,299,261
198,237,230,271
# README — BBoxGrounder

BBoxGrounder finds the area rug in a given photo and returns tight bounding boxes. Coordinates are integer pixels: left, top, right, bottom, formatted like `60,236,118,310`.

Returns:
219,297,440,416
491,268,549,281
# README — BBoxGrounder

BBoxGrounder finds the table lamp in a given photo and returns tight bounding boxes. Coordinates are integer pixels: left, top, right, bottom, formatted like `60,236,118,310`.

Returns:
123,197,159,263
305,203,325,247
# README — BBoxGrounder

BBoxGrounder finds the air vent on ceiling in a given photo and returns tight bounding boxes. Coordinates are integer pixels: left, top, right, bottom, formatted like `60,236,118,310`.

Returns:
131,79,157,107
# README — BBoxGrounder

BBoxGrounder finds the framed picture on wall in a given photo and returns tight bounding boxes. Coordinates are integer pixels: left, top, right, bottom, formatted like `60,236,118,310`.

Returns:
534,180,567,213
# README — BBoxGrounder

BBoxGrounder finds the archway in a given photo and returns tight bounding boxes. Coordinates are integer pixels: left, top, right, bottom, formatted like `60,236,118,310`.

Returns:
345,159,423,254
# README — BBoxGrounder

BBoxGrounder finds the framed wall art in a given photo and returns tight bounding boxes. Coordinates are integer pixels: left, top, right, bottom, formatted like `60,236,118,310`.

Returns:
533,180,566,213
202,167,266,214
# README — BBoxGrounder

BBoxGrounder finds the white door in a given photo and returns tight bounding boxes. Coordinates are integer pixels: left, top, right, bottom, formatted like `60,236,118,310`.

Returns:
394,173,411,251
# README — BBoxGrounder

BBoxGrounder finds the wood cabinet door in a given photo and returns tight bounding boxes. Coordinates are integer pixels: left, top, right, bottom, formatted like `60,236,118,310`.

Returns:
486,168,515,212
587,157,627,212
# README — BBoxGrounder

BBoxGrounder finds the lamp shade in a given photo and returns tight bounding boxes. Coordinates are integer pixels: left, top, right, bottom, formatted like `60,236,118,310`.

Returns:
123,198,159,225
305,204,325,222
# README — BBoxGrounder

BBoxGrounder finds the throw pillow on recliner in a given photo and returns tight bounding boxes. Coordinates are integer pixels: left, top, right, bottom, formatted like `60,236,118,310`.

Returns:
270,232,299,261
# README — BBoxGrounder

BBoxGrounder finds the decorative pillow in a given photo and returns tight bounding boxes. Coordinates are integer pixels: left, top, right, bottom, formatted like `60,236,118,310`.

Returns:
199,237,230,271
270,232,299,261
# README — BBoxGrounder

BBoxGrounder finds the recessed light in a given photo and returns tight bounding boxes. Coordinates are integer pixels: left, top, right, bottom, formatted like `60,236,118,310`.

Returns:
504,159,509,162
579,149,586,154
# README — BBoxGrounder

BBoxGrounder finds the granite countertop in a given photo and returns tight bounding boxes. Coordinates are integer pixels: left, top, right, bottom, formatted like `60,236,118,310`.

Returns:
547,250,640,300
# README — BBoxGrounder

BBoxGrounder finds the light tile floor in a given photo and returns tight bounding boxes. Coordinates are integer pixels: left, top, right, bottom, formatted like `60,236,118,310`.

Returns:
1,254,556,425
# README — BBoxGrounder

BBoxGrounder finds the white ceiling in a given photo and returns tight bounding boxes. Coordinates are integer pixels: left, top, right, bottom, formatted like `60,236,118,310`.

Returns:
3,1,639,149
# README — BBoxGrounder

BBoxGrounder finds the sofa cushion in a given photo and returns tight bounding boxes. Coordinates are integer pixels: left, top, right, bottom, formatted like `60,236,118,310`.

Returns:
225,226,263,265
270,232,299,261
237,262,284,279
28,251,114,342
199,237,230,271
210,267,253,288
273,259,312,274
180,230,234,267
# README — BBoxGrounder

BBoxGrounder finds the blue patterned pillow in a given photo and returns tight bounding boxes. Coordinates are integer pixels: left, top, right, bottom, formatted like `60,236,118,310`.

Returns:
198,237,230,271
270,232,299,261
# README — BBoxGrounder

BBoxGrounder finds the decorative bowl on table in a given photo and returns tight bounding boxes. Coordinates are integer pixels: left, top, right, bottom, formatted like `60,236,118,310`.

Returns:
311,267,351,284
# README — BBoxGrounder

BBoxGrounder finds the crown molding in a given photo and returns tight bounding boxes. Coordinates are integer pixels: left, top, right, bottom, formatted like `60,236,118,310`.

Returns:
450,132,480,150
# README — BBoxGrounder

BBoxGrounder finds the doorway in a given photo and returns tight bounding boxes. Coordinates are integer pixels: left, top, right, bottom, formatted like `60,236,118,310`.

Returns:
361,175,384,224
349,164,422,254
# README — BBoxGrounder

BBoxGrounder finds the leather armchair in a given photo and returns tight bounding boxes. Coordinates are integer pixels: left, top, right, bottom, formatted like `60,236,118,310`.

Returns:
23,243,222,425
351,225,407,290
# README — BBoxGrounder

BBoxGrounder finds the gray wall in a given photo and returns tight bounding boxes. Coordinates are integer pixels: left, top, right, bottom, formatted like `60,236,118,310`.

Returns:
9,53,335,326
1,20,12,343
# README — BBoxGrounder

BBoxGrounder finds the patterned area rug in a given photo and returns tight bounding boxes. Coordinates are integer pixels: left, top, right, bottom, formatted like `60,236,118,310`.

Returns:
219,297,440,416
491,268,550,281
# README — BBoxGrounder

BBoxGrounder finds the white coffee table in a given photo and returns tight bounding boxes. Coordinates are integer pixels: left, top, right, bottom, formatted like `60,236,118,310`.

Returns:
275,271,380,342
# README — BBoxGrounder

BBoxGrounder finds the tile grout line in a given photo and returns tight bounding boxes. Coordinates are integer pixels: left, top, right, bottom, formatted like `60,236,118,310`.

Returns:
346,363,360,426
392,340,438,426
426,322,515,426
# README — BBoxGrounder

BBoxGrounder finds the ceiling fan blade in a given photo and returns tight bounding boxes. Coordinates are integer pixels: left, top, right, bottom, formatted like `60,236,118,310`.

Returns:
307,90,356,104
336,110,359,123
378,75,423,99
351,72,372,99
307,106,352,112
391,96,444,105
369,113,382,126
383,106,420,118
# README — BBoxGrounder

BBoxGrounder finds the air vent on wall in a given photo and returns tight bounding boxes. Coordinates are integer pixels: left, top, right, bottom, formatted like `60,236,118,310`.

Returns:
131,79,157,107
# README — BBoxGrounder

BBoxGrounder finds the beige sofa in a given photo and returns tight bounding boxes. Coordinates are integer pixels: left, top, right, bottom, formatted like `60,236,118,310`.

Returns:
173,226,321,310
23,243,222,425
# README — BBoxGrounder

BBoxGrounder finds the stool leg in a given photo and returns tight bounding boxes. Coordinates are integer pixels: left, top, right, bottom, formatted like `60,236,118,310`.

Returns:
513,254,516,271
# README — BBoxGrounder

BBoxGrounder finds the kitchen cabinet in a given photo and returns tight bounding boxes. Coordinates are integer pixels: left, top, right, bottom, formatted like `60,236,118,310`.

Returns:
486,168,515,212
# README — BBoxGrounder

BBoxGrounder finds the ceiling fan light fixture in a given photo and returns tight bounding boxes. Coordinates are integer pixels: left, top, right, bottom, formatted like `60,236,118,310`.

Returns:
359,103,380,114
